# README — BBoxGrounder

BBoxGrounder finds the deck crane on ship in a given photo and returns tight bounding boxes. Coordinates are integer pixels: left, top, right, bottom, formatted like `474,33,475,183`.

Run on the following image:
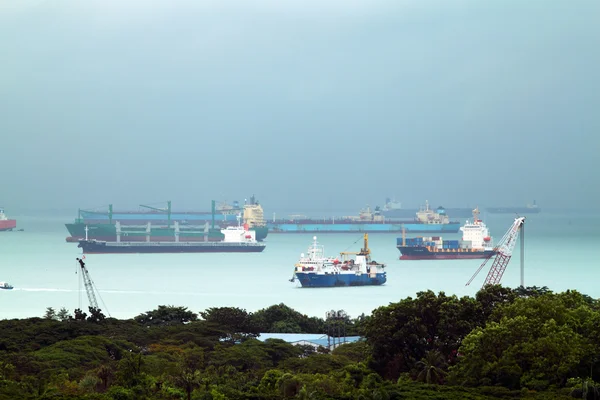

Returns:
140,201,172,228
465,216,526,288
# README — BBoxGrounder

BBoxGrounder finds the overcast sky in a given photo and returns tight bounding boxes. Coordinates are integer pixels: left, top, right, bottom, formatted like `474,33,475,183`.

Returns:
1,0,598,213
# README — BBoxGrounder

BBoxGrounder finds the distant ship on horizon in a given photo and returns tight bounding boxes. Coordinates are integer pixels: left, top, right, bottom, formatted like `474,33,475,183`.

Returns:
486,200,541,214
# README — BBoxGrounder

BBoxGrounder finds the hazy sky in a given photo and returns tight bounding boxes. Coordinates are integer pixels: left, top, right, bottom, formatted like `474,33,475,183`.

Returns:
1,0,598,213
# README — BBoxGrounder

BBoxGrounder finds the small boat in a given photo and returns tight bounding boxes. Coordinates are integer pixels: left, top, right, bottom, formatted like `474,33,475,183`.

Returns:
0,282,14,290
291,234,386,288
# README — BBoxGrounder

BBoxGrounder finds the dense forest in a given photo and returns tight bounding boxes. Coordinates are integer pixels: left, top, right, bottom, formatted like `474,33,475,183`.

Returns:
1,285,599,399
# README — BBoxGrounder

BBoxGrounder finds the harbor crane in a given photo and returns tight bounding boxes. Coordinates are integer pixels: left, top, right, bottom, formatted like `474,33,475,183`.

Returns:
466,216,526,288
76,257,110,317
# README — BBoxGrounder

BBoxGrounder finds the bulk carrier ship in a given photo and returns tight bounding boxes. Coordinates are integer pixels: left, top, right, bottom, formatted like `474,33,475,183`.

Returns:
396,208,496,260
66,197,268,242
77,215,266,254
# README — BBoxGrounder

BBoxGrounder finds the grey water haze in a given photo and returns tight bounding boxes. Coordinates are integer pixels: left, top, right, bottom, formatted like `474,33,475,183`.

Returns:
1,0,598,213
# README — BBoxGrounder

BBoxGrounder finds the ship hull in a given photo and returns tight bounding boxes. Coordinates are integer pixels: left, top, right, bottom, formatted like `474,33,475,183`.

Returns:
295,272,386,287
486,207,541,214
0,220,16,231
383,208,474,219
268,222,460,234
65,223,268,242
397,246,495,260
78,240,266,254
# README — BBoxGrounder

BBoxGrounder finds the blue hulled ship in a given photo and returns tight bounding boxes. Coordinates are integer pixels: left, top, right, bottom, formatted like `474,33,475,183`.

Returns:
290,234,386,288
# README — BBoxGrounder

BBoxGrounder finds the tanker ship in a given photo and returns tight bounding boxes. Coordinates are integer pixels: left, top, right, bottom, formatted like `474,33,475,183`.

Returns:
380,198,476,219
396,207,496,260
0,208,16,232
66,197,268,242
269,201,460,234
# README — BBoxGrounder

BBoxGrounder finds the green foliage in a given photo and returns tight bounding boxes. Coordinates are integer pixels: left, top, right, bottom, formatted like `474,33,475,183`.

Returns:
252,303,323,334
0,292,597,399
134,305,198,327
200,306,259,343
450,291,599,390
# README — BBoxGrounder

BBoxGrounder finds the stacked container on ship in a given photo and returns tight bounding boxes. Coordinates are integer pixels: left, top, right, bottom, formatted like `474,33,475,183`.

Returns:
396,207,496,260
291,234,386,287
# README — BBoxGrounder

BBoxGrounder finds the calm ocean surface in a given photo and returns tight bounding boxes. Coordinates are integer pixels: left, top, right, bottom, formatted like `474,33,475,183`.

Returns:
1,211,598,320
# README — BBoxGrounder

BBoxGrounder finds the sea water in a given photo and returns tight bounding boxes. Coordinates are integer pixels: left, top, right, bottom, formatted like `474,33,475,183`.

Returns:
0,210,597,320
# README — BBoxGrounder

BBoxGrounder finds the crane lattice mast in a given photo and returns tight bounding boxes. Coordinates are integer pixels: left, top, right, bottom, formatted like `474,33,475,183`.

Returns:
466,217,526,288
77,258,99,310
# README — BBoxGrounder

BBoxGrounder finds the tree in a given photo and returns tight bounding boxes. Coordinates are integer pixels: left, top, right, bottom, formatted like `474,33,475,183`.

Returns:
57,307,71,321
134,305,198,327
73,308,87,321
96,364,115,390
363,291,480,380
173,368,202,400
415,350,447,384
44,307,57,320
200,307,259,343
450,292,598,390
87,307,106,323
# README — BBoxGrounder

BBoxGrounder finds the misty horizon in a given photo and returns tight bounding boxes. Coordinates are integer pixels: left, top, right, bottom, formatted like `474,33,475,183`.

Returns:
1,0,598,213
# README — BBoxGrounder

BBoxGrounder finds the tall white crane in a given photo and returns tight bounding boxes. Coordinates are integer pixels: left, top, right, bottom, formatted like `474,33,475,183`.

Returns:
466,217,526,288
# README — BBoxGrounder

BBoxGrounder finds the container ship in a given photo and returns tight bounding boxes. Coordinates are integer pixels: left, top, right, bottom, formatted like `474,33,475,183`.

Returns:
269,201,460,234
396,207,496,260
0,208,16,232
486,200,541,214
290,234,386,287
77,218,266,254
66,198,268,242
379,198,476,219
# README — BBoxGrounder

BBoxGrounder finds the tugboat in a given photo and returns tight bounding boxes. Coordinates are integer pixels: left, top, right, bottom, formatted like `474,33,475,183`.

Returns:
0,282,14,290
290,234,386,287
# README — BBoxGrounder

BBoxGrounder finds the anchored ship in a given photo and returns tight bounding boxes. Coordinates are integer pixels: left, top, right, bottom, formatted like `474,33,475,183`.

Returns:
66,197,268,242
269,201,460,234
396,207,496,260
380,198,476,219
290,234,386,287
77,215,266,254
0,208,16,232
486,200,541,214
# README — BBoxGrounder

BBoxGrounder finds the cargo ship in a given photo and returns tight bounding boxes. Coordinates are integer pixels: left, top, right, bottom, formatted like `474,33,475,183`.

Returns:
269,201,460,234
0,282,14,290
290,234,386,287
380,198,475,219
77,218,266,254
0,208,17,232
396,207,496,260
66,198,268,242
486,200,541,214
